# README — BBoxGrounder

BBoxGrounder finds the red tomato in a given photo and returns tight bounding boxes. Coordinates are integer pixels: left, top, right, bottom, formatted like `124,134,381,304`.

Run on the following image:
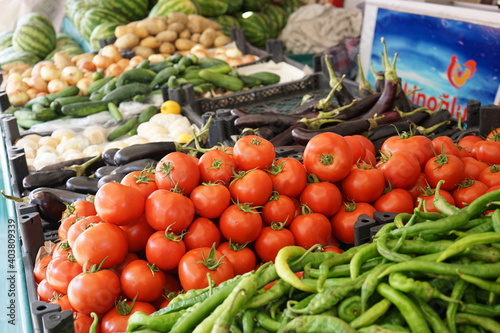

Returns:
145,189,195,232
321,245,343,254
381,134,434,169
479,165,500,188
62,199,97,219
155,151,200,195
190,183,231,219
406,172,428,200
45,255,82,294
344,135,366,165
233,135,276,170
331,202,376,245
267,157,307,198
217,241,257,275
34,255,52,284
342,164,385,203
58,214,77,242
431,136,461,157
120,260,167,303
416,187,455,213
101,300,156,333
473,140,500,165
120,169,158,198
376,150,421,189
452,179,489,209
119,215,155,253
219,203,263,244
289,213,332,249
50,294,74,312
72,222,128,269
67,215,103,248
458,135,483,158
184,217,221,251
303,132,353,183
74,312,100,333
352,134,376,156
229,169,273,206
373,188,414,214
37,278,58,302
487,185,500,193
198,149,237,186
67,268,121,315
262,193,297,226
145,228,186,271
52,241,72,258
112,252,139,277
254,224,296,262
300,182,342,217
362,149,377,166
462,157,489,180
94,182,146,226
424,153,465,192
178,246,235,291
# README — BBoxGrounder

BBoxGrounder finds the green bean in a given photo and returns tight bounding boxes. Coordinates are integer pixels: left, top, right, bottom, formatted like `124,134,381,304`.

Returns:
413,209,442,221
446,278,468,333
456,270,500,294
281,314,357,333
413,296,451,333
492,208,500,232
350,298,392,329
376,283,431,333
361,262,392,313
350,242,379,279
301,277,353,289
338,295,362,322
487,276,500,304
463,302,500,317
255,311,280,332
127,310,186,332
455,313,500,332
320,257,384,279
436,232,500,262
391,210,470,237
376,232,412,263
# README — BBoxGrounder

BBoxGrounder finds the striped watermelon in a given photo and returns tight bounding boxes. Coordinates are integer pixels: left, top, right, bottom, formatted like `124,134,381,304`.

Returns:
238,11,273,49
0,49,41,67
12,21,56,59
16,12,55,32
226,0,243,14
213,15,240,37
241,0,271,12
70,5,93,32
45,44,84,61
89,22,121,51
281,0,303,15
80,7,128,41
262,4,289,32
56,34,79,48
149,0,201,18
101,0,149,21
198,0,228,17
0,31,14,52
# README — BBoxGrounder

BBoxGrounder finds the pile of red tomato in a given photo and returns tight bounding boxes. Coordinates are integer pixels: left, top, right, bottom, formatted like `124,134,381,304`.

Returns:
32,128,500,332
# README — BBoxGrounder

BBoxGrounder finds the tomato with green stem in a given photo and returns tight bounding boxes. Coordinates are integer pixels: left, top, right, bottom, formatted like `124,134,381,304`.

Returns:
112,252,139,277
342,162,386,203
352,134,375,156
183,217,221,251
119,215,155,253
462,156,489,180
66,215,103,248
376,150,421,189
416,185,455,213
145,225,186,271
120,167,158,198
229,169,273,206
190,182,231,219
479,164,500,188
67,261,121,315
37,279,58,302
373,188,414,214
344,135,366,165
45,253,82,294
94,182,146,226
289,206,333,249
177,245,235,291
299,180,342,217
62,199,97,219
155,151,200,195
52,241,72,258
101,299,156,333
330,202,377,245
73,312,99,333
267,157,307,198
262,191,296,226
302,132,353,183
431,136,461,157
145,189,195,232
233,134,276,170
458,135,483,158
120,260,167,303
49,293,74,312
424,151,465,192
217,240,257,275
380,133,434,169
451,178,489,209
219,202,263,244
254,222,295,263
58,214,77,242
198,148,237,186
473,140,500,165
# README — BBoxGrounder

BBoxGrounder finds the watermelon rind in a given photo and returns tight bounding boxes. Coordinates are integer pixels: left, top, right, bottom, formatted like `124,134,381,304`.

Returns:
0,49,41,67
213,15,241,37
149,0,201,18
80,7,128,41
89,22,121,51
0,31,14,52
241,0,272,12
12,21,56,59
101,0,149,21
238,11,273,49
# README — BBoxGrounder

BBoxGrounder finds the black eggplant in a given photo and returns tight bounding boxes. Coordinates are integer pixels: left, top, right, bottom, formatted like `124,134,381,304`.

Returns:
275,145,306,158
23,169,76,191
357,54,374,98
102,148,120,165
113,141,179,166
112,158,158,175
97,174,126,189
39,155,104,172
420,109,453,128
270,122,307,147
367,109,432,142
29,187,90,203
392,78,413,113
94,165,118,179
234,113,303,129
256,127,278,140
66,176,100,195
28,190,67,223
230,108,250,117
334,92,381,121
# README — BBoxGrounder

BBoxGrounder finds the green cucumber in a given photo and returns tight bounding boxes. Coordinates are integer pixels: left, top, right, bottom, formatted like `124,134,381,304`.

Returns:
149,67,179,88
138,105,158,124
238,75,262,88
34,107,58,121
177,56,193,68
185,78,207,86
166,76,180,89
167,53,183,63
116,68,157,87
14,109,36,121
91,71,103,81
61,100,110,117
148,61,172,73
17,119,43,129
136,59,150,69
50,96,90,114
87,76,114,94
247,72,281,85
193,82,215,94
107,102,123,122
31,103,47,113
198,69,244,92
102,83,152,104
89,90,107,101
107,117,138,141
25,95,50,109
45,85,80,102
198,57,229,68
186,53,199,65
183,63,232,80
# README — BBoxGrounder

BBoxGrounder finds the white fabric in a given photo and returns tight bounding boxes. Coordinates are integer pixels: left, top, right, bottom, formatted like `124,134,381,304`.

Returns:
0,0,67,32
279,4,363,54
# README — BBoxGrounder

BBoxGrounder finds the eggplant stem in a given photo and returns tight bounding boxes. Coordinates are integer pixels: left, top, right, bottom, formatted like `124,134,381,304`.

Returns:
65,154,102,177
357,54,373,95
1,191,26,203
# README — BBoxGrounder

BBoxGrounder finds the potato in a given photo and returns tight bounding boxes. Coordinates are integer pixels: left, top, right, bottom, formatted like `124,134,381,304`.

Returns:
174,38,196,51
115,25,135,39
190,33,201,43
168,12,188,25
133,46,155,59
156,30,177,43
187,14,208,34
115,33,140,49
159,42,176,55
134,26,150,39
126,21,139,29
179,29,191,39
137,17,168,35
140,36,162,49
214,35,232,47
53,52,74,69
199,28,217,48
168,22,185,33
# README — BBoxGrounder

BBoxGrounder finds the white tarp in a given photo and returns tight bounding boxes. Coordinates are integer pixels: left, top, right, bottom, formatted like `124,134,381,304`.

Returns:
0,0,66,32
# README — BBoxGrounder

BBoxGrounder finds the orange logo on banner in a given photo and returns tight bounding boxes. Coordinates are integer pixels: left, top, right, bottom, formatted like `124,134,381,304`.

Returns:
447,55,476,89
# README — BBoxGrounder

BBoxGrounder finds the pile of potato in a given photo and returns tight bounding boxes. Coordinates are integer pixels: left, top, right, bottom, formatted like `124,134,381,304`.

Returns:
113,12,232,60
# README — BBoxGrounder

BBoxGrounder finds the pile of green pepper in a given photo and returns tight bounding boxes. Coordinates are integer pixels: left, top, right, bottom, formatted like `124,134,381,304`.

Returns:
124,180,500,333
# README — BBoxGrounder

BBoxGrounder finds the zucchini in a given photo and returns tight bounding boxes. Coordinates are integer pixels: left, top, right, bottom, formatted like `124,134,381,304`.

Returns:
247,72,281,85
198,69,244,92
198,57,229,68
25,95,50,109
149,67,179,88
102,83,152,104
107,118,138,141
46,85,80,102
183,63,231,80
116,68,157,87
14,109,36,121
61,100,110,117
34,107,58,122
87,76,114,95
148,61,172,73
238,75,263,88
17,119,43,129
50,96,90,114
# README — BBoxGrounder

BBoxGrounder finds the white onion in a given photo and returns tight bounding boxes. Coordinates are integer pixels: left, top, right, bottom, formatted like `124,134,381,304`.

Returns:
15,137,39,151
124,135,150,146
37,136,60,148
83,145,104,156
40,64,61,81
37,145,58,155
147,134,172,142
33,152,61,170
83,126,108,145
61,66,83,85
137,122,169,138
56,136,90,154
61,149,85,160
47,79,69,94
8,90,30,105
23,146,36,159
6,79,29,94
23,134,42,143
51,128,75,142
26,158,35,172
28,75,49,92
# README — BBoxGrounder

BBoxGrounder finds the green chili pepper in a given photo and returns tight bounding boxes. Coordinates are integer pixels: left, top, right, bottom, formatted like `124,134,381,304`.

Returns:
391,210,470,238
461,216,492,230
456,270,500,294
376,282,431,333
412,296,451,333
376,232,412,263
245,279,291,309
350,298,392,329
356,324,410,333
255,311,281,332
338,295,362,323
241,308,257,333
461,219,493,234
446,278,468,333
436,232,500,262
281,314,357,333
433,180,462,216
455,313,500,332
89,313,99,333
360,262,392,313
127,310,185,332
350,242,379,279
463,302,500,317
492,209,500,232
